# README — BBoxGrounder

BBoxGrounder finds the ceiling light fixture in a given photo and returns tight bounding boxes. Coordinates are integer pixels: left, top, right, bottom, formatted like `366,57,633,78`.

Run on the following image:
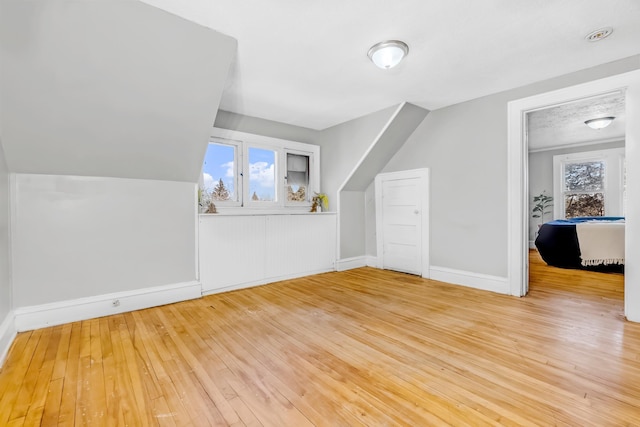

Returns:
585,27,613,42
367,40,409,69
584,117,615,130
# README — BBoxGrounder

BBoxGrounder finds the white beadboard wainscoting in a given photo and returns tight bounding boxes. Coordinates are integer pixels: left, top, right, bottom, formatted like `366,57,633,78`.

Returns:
199,213,337,294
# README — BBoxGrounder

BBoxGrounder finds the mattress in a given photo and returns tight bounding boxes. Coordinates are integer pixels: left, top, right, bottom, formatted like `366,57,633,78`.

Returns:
534,217,624,272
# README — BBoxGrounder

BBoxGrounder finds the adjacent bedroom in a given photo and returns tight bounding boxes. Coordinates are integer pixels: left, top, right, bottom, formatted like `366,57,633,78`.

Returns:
528,91,625,298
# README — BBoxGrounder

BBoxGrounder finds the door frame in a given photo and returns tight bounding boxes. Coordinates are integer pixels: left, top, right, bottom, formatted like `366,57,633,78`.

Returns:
507,69,640,321
375,168,430,278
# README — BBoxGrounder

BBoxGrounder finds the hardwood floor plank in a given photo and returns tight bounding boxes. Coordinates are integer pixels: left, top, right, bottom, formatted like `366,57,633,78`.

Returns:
0,332,33,421
1,252,639,425
22,325,62,425
57,322,81,426
40,377,64,426
7,327,51,423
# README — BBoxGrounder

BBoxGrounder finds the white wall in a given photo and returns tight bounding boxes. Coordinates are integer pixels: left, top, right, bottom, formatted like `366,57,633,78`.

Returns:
0,0,236,182
339,191,366,259
528,140,625,241
0,141,11,322
380,55,640,278
12,174,196,308
315,105,399,211
0,139,15,365
214,110,320,144
364,182,377,257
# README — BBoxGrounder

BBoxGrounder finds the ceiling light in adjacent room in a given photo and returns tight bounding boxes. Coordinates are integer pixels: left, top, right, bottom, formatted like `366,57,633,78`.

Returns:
584,117,615,129
367,40,409,69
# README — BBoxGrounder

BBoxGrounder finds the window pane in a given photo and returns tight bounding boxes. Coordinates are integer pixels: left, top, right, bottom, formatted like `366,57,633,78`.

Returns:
287,153,309,202
202,143,235,202
564,161,604,191
564,193,604,218
249,147,276,202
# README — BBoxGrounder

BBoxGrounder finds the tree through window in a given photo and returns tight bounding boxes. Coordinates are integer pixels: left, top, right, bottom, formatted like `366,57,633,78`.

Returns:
563,161,605,218
553,148,625,220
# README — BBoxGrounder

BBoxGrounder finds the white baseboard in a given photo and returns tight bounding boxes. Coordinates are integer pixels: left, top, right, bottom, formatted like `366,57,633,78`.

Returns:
0,311,17,368
14,281,202,332
366,255,378,267
429,266,509,295
529,240,536,249
336,256,368,271
202,268,334,296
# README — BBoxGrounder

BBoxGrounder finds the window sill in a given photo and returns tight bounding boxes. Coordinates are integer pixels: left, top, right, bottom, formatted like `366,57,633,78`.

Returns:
199,209,335,216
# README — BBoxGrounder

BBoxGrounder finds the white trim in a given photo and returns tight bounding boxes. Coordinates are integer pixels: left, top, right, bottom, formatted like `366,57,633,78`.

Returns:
0,311,17,368
375,168,430,278
205,127,320,212
336,256,367,271
430,266,509,295
194,183,200,282
529,240,536,249
201,138,242,207
366,255,378,267
14,281,201,332
508,69,640,321
201,268,334,296
528,136,624,153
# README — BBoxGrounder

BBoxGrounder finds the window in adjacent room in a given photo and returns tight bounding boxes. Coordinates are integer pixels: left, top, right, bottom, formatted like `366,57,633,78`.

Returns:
553,147,625,219
563,160,605,217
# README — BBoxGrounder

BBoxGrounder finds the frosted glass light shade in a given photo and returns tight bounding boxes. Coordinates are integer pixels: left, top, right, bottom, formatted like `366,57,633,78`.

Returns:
584,117,615,129
368,40,409,69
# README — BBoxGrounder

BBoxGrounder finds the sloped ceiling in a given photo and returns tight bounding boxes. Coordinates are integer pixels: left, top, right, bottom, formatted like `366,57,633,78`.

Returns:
342,103,429,191
0,0,236,182
139,0,640,130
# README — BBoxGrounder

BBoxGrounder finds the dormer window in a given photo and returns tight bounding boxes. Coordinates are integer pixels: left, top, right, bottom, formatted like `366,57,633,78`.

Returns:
200,128,320,213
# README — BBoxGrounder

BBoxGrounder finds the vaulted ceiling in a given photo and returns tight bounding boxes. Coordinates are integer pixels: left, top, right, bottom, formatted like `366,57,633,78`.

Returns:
140,0,640,130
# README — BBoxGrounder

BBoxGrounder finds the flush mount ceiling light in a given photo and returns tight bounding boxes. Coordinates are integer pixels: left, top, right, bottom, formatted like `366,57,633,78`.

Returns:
585,27,613,42
367,40,409,69
585,116,615,130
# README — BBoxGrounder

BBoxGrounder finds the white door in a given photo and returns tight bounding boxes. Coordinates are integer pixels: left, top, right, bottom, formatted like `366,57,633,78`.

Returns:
375,169,429,277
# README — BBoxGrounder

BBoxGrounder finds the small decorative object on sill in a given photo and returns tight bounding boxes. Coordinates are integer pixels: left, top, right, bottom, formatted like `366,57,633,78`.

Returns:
310,192,328,213
205,201,217,214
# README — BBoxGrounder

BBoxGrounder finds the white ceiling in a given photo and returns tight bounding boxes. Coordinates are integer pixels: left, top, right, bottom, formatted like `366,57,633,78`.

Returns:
140,0,640,130
527,92,626,151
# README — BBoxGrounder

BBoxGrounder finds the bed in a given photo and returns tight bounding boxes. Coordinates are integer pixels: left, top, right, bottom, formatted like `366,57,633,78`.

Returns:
534,217,625,272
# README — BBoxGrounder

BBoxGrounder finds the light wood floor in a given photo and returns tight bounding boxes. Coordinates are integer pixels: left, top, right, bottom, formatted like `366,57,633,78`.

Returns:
1,252,637,426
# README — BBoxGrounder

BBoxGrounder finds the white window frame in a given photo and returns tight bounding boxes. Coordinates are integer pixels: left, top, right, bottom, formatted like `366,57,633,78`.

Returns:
200,138,242,207
243,142,279,207
283,147,317,207
553,147,625,219
202,127,320,213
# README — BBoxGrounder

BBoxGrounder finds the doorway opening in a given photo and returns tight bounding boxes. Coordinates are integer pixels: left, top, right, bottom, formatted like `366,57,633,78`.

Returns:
507,69,640,321
526,92,625,297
